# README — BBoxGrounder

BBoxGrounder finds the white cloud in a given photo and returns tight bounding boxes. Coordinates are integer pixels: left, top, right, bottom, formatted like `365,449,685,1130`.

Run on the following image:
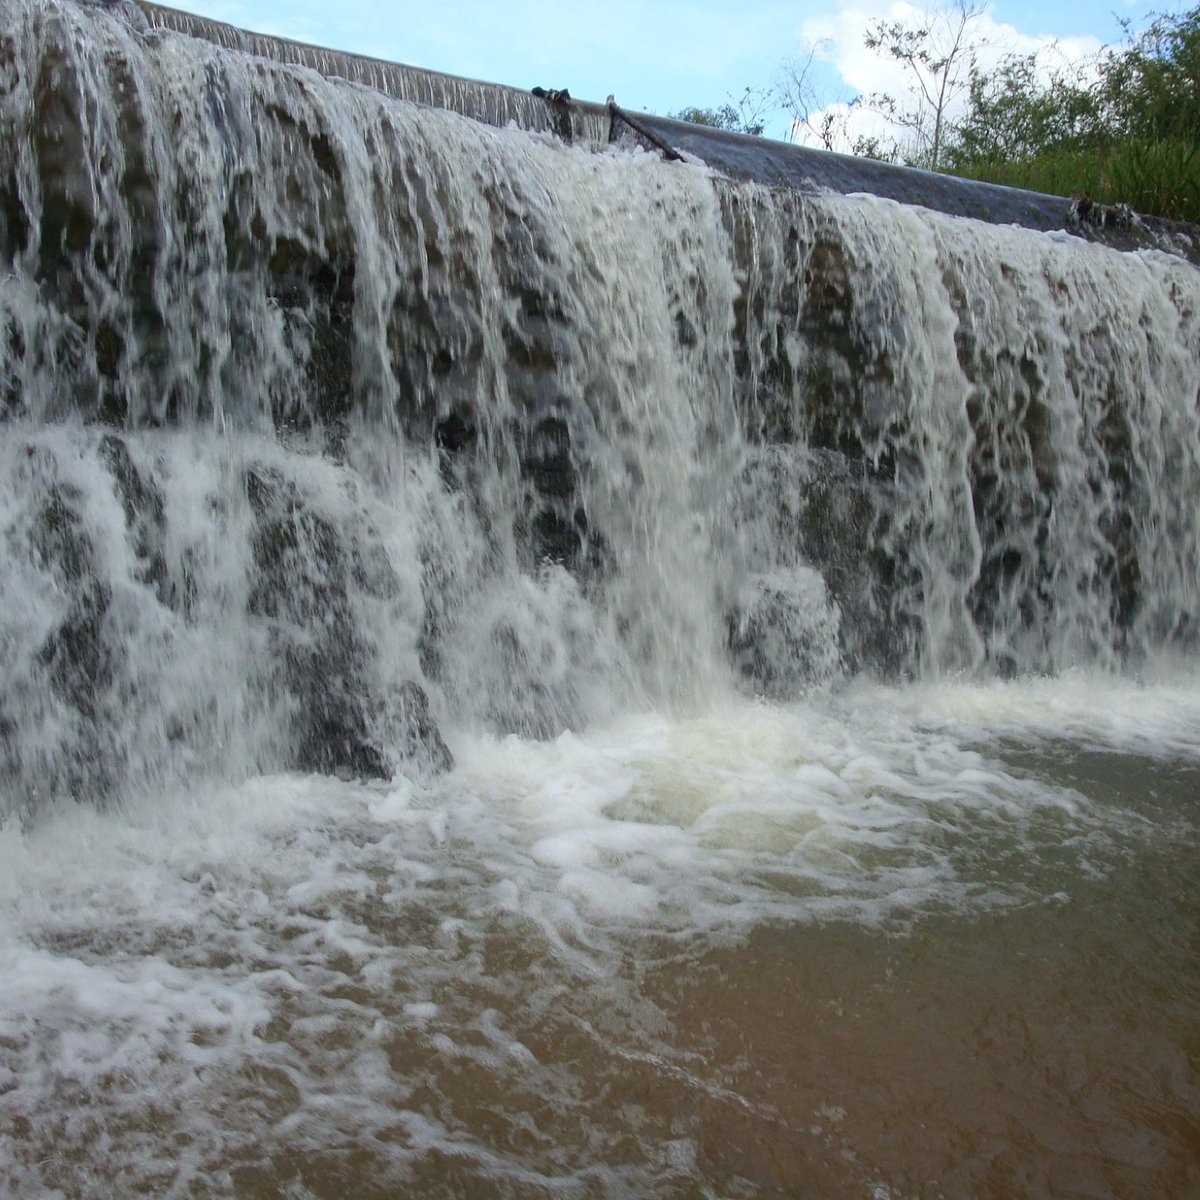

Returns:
790,2,1103,156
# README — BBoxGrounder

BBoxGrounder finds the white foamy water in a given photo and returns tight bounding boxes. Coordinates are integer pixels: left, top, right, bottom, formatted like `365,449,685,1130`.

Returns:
3,1,1200,1194
4,677,1197,1196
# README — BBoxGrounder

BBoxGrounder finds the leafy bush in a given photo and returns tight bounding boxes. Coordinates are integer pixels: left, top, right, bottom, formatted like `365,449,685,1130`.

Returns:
945,6,1200,222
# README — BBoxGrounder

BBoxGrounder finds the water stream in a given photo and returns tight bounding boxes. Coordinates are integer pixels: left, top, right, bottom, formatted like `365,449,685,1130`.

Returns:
2,2,1199,1196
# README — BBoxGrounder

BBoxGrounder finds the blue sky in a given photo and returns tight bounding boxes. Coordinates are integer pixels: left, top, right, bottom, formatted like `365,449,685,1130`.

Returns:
165,0,1179,138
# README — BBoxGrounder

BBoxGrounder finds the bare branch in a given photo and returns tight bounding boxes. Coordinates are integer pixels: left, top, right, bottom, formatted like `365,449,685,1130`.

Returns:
860,0,991,170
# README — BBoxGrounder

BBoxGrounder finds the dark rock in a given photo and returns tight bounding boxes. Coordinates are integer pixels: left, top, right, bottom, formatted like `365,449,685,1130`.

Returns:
530,507,583,565
2,449,122,802
244,463,390,779
521,416,574,499
37,578,112,720
435,410,477,455
728,568,841,697
295,711,392,782
392,680,453,773
98,433,171,603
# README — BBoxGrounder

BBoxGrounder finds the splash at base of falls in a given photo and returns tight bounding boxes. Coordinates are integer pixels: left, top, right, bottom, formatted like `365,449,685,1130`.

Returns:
3,682,1200,1198
3,0,1198,809
2,2,1200,1196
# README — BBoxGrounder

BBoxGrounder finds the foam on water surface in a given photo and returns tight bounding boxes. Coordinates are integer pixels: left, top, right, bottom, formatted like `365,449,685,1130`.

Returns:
2,1,1199,1193
4,679,1197,1195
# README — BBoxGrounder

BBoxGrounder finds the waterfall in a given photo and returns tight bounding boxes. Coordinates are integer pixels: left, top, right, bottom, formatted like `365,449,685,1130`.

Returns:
2,0,1199,821
5,6,1200,1196
725,187,1200,676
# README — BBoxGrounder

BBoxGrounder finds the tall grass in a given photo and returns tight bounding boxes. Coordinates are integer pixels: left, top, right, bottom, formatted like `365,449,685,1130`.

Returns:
953,139,1200,224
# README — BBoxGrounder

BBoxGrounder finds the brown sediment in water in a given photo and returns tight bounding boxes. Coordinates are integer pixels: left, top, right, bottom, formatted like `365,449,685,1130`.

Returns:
15,829,1198,1200
650,886,1200,1199
636,762,1200,1197
5,749,1199,1199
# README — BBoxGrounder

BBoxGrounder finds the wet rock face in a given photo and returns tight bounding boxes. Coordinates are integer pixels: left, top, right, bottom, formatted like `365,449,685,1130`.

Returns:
717,176,1200,677
728,444,907,679
246,463,373,778
0,433,464,815
3,0,607,575
27,462,113,788
728,567,842,697
520,416,589,568
245,463,426,782
719,189,929,676
99,433,171,602
3,0,1197,809
391,680,454,774
0,445,118,808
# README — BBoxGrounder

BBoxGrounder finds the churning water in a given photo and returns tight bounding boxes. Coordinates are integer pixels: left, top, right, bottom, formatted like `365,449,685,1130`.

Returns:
2,2,1199,1196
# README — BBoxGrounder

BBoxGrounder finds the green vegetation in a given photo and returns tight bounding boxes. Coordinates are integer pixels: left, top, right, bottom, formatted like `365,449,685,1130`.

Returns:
862,0,987,173
676,4,1200,223
669,88,770,136
946,7,1200,221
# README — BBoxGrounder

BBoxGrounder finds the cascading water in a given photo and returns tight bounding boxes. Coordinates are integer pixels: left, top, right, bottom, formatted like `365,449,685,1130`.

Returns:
3,3,1200,1197
725,186,1200,677
0,0,751,805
